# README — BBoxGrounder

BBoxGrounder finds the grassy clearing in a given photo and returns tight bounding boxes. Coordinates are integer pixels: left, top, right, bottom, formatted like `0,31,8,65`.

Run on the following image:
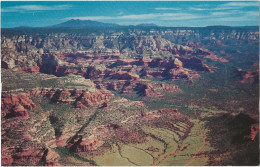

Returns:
144,127,179,150
160,155,191,166
93,144,134,166
189,157,209,166
142,127,180,165
121,144,153,166
128,136,164,159
187,105,228,118
63,156,91,166
158,119,213,166
93,126,181,166
179,120,209,155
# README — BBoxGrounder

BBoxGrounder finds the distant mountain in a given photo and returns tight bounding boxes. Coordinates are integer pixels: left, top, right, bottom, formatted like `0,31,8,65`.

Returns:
51,19,120,28
136,23,158,27
15,25,32,29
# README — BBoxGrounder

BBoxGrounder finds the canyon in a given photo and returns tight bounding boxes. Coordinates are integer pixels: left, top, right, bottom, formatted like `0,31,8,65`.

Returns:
1,24,259,166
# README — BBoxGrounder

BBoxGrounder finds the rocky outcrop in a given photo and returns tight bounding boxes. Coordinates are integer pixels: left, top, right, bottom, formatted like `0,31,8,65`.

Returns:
1,27,258,82
2,27,258,57
172,45,194,55
157,83,180,92
234,68,259,84
142,69,164,78
38,54,210,82
36,88,113,108
2,37,212,83
196,48,211,55
173,58,183,68
85,66,105,79
104,80,128,91
74,89,113,109
111,72,140,80
145,57,210,73
166,68,190,80
2,147,60,166
69,135,104,153
1,93,36,119
195,48,229,63
1,88,114,119
250,124,259,141
12,148,45,166
41,149,61,166
178,57,211,72
1,148,15,166
134,83,161,97
149,58,168,68
18,66,40,73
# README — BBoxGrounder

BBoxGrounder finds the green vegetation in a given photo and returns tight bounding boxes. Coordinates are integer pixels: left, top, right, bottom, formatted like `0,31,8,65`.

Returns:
93,145,134,166
55,147,95,166
121,144,153,166
128,136,164,159
2,69,94,92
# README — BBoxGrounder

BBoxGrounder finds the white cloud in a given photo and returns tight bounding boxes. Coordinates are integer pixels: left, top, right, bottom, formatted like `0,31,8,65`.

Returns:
210,10,258,17
2,5,72,12
220,2,258,8
64,9,258,24
210,10,244,16
210,16,251,22
155,8,180,11
189,2,258,11
189,7,211,11
214,2,258,10
65,12,204,21
210,12,231,16
207,11,259,22
246,11,259,17
58,2,258,26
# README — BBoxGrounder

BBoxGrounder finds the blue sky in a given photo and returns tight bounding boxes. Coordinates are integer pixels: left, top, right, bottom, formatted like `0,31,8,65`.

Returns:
1,1,259,28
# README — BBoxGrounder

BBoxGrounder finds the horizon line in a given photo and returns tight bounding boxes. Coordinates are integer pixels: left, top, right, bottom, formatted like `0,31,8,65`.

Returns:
1,19,259,29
